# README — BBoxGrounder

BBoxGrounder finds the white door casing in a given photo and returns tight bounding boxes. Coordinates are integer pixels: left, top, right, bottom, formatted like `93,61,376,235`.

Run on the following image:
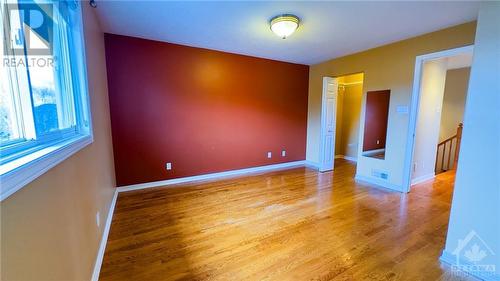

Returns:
319,77,338,172
403,45,474,192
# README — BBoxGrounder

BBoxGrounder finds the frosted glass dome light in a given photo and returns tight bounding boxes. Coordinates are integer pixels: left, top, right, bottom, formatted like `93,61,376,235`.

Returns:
270,14,300,39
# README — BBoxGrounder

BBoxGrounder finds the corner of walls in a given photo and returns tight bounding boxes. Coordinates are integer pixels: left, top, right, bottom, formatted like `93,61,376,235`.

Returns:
91,188,119,281
412,59,448,182
0,3,117,281
83,2,118,279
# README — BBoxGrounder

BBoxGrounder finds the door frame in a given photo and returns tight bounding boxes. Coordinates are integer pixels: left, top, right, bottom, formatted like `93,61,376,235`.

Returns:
319,77,338,172
402,45,474,192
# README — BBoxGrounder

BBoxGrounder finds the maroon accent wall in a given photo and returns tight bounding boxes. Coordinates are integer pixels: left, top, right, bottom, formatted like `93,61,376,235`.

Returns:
104,34,309,186
363,90,390,151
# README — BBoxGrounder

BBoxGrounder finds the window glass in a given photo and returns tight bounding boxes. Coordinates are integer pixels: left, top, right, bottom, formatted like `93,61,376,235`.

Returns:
0,0,90,161
0,62,21,143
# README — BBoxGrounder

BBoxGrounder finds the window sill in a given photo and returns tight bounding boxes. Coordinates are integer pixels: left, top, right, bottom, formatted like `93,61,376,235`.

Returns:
0,135,93,201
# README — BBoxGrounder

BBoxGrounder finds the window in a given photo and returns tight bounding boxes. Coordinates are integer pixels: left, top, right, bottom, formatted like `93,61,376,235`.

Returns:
0,0,92,200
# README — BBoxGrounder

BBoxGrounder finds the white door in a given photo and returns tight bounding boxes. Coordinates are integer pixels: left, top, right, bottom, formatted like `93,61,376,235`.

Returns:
319,77,338,172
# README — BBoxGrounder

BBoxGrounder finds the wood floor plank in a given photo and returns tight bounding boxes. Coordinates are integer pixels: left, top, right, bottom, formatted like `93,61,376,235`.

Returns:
99,160,477,281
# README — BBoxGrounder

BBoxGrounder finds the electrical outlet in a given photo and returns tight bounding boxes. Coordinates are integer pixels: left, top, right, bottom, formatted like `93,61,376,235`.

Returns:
166,162,172,170
281,150,286,157
267,152,272,158
96,212,100,227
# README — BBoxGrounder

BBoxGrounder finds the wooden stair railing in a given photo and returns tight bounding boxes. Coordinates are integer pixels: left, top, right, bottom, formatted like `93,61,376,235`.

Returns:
435,123,463,174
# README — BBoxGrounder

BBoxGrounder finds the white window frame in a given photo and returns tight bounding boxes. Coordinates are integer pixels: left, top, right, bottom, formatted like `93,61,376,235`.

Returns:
0,1,93,201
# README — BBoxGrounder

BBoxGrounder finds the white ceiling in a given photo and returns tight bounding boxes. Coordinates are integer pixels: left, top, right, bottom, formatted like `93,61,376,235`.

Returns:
94,1,479,65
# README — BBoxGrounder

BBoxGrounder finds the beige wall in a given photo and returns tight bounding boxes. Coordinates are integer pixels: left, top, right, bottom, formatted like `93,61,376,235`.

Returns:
306,22,476,190
335,87,344,156
0,4,116,281
339,84,363,158
439,67,470,141
412,59,448,181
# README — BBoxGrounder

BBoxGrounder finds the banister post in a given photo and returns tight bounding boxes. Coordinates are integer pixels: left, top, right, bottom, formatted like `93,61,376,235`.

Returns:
453,123,463,170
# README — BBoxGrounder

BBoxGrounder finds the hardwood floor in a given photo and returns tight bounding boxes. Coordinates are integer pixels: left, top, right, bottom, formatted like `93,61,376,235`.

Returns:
99,160,475,281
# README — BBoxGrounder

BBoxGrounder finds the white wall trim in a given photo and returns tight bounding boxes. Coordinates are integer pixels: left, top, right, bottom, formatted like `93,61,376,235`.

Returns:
440,250,500,281
411,173,435,186
92,160,414,278
91,161,306,278
402,45,474,193
304,160,320,169
335,155,357,162
343,155,357,162
0,135,93,202
355,174,404,192
361,148,385,157
117,161,306,192
91,189,118,281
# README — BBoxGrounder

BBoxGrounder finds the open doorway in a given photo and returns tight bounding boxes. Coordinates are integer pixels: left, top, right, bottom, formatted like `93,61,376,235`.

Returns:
334,73,364,163
404,46,473,190
318,73,363,172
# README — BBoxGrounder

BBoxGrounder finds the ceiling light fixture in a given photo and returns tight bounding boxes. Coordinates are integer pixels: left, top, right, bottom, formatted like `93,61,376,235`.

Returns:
270,14,300,39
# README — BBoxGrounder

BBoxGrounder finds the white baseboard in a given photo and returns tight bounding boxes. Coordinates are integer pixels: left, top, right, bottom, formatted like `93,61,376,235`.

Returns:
92,160,307,278
440,250,500,281
335,155,357,162
342,155,357,162
117,160,306,192
355,174,405,193
92,160,499,281
411,173,435,186
91,189,118,281
304,160,320,169
362,148,385,157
